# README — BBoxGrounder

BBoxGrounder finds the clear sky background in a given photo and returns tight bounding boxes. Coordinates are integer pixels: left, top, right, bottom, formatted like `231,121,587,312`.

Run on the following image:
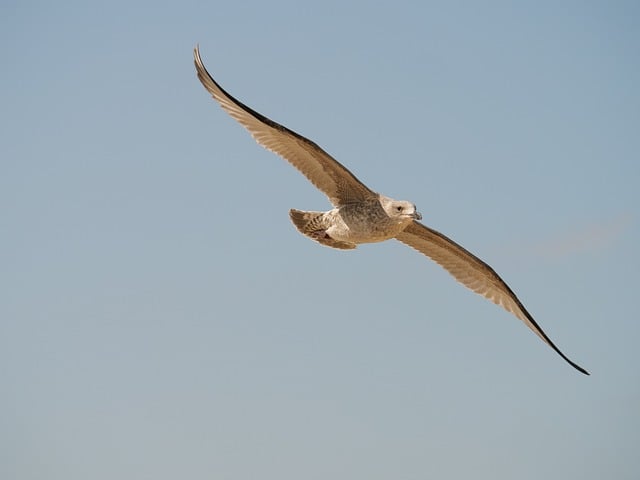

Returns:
2,1,639,479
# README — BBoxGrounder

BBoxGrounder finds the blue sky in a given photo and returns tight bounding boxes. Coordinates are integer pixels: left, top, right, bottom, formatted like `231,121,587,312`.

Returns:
2,1,639,479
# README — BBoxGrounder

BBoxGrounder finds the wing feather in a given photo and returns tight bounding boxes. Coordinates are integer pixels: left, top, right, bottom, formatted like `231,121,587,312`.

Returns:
193,46,374,206
396,221,589,375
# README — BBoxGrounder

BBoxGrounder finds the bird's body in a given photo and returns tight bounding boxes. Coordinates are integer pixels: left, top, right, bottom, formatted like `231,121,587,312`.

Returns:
193,46,589,375
291,196,420,250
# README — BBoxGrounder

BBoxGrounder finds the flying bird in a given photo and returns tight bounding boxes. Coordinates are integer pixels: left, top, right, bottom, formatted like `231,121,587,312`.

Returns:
193,46,589,375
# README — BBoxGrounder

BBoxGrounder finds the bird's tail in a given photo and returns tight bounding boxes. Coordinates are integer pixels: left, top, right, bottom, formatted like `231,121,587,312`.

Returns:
289,209,325,235
289,209,356,250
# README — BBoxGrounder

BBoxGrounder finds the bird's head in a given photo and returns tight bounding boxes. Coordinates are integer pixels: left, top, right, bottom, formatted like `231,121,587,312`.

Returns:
380,196,422,222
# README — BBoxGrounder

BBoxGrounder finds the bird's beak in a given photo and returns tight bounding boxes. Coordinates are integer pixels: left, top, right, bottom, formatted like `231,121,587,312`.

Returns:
413,211,422,220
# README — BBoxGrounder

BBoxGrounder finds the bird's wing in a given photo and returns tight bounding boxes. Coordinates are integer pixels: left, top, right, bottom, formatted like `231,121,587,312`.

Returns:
396,221,589,375
194,46,374,206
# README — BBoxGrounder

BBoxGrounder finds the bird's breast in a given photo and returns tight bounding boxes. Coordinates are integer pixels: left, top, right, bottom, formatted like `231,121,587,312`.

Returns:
332,202,409,244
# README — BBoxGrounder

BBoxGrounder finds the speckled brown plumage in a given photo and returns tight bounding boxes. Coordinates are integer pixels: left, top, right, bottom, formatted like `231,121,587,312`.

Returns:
193,45,588,375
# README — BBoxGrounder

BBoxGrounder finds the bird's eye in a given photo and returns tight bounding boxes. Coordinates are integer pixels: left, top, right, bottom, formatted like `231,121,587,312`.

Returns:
396,206,403,212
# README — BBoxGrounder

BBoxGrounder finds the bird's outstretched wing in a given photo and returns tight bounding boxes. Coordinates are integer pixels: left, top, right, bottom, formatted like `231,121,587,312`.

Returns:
396,221,589,375
194,46,374,206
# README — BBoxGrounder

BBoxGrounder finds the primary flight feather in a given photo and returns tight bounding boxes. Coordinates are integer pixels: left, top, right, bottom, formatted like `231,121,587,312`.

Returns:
194,45,588,375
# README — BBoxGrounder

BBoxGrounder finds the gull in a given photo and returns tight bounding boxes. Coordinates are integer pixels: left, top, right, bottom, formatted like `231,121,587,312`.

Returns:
193,46,588,375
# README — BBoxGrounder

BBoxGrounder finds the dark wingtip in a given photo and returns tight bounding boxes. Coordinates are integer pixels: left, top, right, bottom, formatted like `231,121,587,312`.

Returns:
562,354,589,375
550,342,589,375
573,363,590,376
